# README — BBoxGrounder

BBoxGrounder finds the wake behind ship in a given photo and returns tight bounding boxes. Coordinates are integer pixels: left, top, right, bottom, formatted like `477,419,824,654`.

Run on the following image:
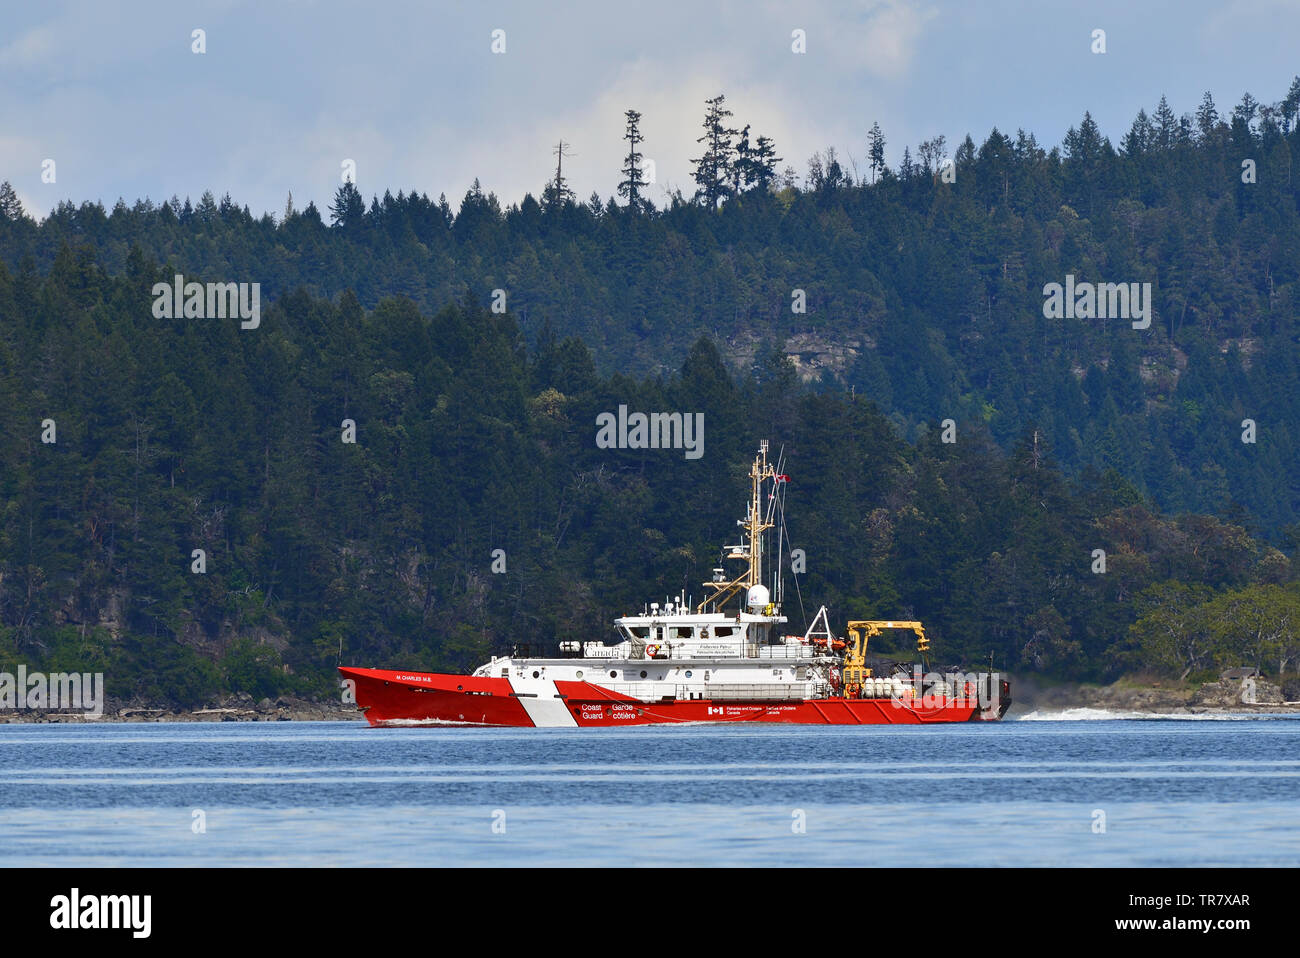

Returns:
340,442,1011,727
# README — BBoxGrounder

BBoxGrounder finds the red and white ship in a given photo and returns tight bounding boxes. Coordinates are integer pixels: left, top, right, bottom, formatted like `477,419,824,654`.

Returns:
341,442,1011,727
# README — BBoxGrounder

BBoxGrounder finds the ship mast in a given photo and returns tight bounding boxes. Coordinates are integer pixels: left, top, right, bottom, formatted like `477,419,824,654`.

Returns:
698,441,778,613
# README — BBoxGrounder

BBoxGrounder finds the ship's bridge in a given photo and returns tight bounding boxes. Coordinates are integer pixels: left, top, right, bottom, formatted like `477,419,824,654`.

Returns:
578,598,794,661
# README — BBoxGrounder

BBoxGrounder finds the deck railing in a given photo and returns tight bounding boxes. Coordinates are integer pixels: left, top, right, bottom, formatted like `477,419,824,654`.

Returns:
595,683,811,703
510,641,833,662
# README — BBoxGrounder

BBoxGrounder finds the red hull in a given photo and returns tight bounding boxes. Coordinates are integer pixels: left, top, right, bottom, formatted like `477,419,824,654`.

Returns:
339,667,996,726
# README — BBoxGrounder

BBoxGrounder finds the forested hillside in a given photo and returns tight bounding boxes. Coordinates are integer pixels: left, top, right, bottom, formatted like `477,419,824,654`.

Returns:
1,260,1298,704
4,84,1300,531
2,81,1300,706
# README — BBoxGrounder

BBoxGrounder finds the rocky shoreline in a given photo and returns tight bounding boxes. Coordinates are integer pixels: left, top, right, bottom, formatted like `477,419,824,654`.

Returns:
1012,677,1300,715
0,692,364,723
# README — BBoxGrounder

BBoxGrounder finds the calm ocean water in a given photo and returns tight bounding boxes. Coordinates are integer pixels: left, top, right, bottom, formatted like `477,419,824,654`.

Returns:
1,713,1297,867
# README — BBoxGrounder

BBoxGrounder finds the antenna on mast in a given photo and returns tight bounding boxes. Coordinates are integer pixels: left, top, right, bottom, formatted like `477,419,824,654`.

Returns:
771,445,789,605
697,442,778,614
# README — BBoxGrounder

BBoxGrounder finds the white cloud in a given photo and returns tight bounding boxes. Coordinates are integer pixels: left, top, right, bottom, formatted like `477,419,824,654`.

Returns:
0,25,58,68
806,0,939,81
2,0,1295,222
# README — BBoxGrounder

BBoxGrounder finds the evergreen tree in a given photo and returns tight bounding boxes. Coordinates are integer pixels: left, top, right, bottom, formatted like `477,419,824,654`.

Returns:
0,182,24,221
749,135,782,192
898,146,915,180
617,110,648,210
1063,111,1105,166
868,122,887,183
1122,109,1153,156
731,124,753,195
196,190,218,223
1233,92,1259,129
1195,91,1219,139
330,180,365,229
728,126,782,194
1281,76,1300,132
1153,95,1178,150
542,140,576,211
690,94,737,208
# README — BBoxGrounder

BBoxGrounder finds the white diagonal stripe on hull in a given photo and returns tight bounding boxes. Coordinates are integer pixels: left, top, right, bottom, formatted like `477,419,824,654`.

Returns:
508,675,578,727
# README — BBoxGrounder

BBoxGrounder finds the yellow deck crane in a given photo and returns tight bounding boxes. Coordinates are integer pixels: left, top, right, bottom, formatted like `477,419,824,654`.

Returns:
841,620,931,699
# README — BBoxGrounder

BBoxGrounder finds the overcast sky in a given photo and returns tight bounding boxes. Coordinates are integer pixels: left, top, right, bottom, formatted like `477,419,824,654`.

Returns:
3,0,1298,220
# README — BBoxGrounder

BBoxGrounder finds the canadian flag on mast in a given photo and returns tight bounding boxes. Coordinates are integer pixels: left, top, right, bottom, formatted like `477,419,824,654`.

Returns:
775,474,790,483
